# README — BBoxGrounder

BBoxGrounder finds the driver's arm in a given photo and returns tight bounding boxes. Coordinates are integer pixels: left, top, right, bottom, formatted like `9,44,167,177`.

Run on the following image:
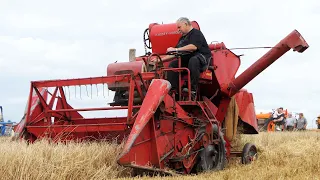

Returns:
161,55,175,61
162,44,196,61
159,44,198,62
150,54,175,62
176,44,197,52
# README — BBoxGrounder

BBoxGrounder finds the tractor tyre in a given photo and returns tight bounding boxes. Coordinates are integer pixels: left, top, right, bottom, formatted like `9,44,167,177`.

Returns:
267,121,275,132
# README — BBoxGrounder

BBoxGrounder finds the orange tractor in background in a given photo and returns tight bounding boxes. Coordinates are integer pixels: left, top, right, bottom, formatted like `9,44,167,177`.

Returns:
256,109,288,132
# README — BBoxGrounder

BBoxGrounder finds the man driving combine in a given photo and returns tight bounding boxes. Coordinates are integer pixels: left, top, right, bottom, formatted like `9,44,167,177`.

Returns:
154,17,212,100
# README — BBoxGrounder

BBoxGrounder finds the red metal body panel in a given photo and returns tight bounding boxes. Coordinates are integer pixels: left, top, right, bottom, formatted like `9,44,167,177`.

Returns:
107,60,146,76
106,60,147,90
235,89,258,133
119,79,171,156
118,79,174,169
14,87,48,136
212,48,240,87
149,21,200,54
208,42,226,50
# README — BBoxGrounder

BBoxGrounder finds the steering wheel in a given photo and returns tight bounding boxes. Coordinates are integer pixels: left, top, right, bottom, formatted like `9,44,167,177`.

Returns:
146,53,163,72
166,50,192,56
143,28,152,49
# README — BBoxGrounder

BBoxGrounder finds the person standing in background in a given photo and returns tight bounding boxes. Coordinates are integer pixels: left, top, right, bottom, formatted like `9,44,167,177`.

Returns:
316,115,320,129
285,113,297,131
296,113,307,130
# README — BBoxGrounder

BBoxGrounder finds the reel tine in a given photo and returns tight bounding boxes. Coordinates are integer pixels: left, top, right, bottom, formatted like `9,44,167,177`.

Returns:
68,86,70,100
91,84,93,99
79,79,82,100
86,85,89,97
80,85,82,100
103,82,105,98
96,84,98,97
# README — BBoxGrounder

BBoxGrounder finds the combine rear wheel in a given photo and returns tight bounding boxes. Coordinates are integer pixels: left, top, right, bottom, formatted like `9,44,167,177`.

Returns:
241,143,258,164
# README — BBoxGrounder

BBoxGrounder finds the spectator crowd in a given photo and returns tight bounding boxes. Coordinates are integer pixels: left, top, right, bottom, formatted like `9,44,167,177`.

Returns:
264,107,308,131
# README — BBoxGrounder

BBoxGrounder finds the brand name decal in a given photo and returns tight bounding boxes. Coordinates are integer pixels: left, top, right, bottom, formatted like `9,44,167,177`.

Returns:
155,31,181,36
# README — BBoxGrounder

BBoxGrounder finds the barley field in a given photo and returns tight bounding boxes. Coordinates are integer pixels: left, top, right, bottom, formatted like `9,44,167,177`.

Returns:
0,131,320,180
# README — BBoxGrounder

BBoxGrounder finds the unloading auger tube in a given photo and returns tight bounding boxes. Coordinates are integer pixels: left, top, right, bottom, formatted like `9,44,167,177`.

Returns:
222,30,308,97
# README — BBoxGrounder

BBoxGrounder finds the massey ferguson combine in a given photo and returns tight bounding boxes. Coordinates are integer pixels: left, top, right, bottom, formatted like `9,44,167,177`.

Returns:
14,20,309,175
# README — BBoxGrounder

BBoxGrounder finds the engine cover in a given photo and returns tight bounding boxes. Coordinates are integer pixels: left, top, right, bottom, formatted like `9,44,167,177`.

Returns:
106,61,146,90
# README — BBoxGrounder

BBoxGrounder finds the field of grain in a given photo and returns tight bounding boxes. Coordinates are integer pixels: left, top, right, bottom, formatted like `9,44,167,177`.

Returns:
1,131,320,180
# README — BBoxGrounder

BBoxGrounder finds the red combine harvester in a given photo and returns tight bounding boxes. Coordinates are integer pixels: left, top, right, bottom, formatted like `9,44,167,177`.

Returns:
14,20,309,175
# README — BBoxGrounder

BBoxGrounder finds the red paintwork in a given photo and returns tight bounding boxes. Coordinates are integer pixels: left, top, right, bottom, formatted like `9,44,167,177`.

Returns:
107,60,146,76
208,42,226,50
118,79,173,169
106,60,146,90
149,21,200,54
14,87,48,135
235,89,258,133
16,20,309,175
212,48,240,87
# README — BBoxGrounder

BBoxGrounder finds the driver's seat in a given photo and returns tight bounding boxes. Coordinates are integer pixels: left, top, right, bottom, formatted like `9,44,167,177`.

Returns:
181,56,214,82
199,68,213,81
199,56,214,81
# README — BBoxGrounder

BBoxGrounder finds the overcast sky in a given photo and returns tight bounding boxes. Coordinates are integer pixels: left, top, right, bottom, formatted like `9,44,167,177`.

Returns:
0,0,319,128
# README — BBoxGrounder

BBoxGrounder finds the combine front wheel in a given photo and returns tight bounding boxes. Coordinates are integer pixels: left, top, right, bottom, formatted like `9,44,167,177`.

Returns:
194,133,226,173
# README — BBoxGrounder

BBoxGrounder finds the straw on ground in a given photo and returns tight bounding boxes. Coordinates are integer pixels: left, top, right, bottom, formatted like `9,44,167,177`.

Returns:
1,131,320,180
